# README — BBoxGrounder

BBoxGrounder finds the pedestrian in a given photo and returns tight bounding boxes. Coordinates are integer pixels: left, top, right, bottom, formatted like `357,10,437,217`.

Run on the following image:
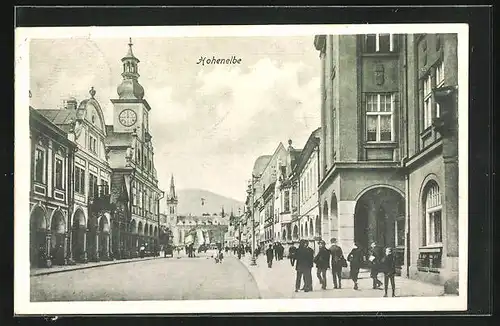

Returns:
313,240,330,290
139,245,145,258
288,243,297,266
278,243,284,260
329,238,346,289
295,240,314,292
347,243,364,290
381,247,397,297
368,242,384,289
266,244,274,268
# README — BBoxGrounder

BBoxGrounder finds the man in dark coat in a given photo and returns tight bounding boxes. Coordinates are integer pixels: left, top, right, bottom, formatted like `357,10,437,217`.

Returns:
288,243,297,266
368,242,384,289
381,247,397,297
265,244,274,268
329,238,344,289
295,240,314,292
347,243,364,290
313,240,330,290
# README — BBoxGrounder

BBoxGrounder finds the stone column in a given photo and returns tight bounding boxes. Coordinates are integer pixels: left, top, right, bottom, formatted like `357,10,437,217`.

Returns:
82,229,88,262
45,232,52,268
63,233,69,265
338,201,356,278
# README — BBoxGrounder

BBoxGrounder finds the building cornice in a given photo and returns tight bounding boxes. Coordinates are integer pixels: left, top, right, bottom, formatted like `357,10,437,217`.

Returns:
403,140,443,171
318,161,402,191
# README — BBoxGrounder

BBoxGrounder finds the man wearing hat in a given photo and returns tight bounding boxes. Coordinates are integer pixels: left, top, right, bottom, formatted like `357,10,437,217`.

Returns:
313,240,331,290
295,239,314,292
329,238,345,289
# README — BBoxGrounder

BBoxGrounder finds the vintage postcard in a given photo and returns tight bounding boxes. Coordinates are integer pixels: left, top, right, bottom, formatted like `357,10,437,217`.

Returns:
14,23,469,315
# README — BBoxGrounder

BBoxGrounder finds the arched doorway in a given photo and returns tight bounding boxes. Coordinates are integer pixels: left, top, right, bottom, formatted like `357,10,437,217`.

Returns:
354,187,405,251
30,206,47,268
129,219,137,256
286,224,292,241
50,210,66,265
330,194,338,240
138,221,144,247
98,214,110,260
293,225,299,240
315,216,321,237
72,209,86,262
322,201,329,241
86,212,99,262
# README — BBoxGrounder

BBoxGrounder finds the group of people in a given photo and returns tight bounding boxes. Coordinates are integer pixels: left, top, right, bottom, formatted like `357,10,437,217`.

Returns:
282,238,397,297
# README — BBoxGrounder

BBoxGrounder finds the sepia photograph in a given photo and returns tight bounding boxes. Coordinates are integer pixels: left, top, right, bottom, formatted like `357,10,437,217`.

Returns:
14,23,468,314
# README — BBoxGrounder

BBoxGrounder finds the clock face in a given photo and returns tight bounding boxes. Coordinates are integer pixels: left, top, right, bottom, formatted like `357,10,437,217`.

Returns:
119,109,137,127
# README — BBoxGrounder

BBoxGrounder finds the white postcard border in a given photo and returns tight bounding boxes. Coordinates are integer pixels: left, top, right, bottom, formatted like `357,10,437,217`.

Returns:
14,23,469,315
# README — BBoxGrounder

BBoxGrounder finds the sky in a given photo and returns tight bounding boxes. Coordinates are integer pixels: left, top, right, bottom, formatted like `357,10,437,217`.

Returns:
29,36,321,202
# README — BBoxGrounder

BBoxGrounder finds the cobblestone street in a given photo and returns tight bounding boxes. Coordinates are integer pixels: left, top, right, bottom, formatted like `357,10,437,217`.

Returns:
30,250,260,301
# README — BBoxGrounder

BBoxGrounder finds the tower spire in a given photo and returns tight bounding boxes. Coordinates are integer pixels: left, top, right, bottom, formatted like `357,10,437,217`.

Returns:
116,37,144,99
169,174,176,200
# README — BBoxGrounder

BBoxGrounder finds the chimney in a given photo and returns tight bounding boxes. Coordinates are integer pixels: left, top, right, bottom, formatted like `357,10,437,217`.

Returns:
66,97,77,111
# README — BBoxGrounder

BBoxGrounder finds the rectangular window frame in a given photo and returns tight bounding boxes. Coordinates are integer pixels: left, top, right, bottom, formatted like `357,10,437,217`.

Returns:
89,134,98,154
34,147,46,184
364,33,396,53
54,155,64,190
365,93,395,143
88,172,98,199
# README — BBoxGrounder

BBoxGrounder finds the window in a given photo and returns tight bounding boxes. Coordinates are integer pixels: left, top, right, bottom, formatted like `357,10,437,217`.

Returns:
423,75,433,129
364,33,396,53
435,61,445,118
424,182,442,246
54,157,63,189
366,93,394,142
132,183,137,206
75,166,85,194
89,135,97,154
284,191,290,212
101,180,109,196
34,148,45,183
88,173,98,199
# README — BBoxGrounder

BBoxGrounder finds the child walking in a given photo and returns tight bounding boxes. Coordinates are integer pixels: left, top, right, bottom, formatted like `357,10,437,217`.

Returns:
381,247,396,297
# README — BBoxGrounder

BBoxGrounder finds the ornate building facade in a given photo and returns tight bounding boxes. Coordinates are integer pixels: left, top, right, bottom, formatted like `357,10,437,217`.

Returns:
313,33,459,292
38,90,113,263
105,39,164,258
29,107,76,268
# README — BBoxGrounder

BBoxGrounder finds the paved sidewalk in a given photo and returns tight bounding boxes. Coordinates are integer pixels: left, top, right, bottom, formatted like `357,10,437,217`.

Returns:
238,254,448,299
30,250,217,277
30,256,164,277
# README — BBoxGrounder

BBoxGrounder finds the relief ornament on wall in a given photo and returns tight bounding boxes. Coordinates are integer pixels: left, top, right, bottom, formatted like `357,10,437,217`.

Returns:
375,63,385,86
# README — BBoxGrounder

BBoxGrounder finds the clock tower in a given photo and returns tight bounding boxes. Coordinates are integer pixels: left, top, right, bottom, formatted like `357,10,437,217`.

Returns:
111,38,151,139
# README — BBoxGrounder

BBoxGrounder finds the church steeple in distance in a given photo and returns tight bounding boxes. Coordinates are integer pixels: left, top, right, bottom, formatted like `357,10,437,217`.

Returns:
116,37,145,100
168,174,177,202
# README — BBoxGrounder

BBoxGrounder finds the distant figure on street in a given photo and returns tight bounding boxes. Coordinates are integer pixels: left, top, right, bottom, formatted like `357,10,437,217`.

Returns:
313,240,330,290
381,247,397,297
139,245,145,258
347,243,364,290
278,243,284,260
288,243,297,266
273,243,279,261
266,244,274,268
329,238,345,289
215,249,224,263
295,240,314,292
368,242,384,289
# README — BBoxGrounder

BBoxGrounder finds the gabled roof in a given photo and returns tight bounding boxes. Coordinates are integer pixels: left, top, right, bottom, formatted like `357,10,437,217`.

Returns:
292,127,321,175
36,109,76,125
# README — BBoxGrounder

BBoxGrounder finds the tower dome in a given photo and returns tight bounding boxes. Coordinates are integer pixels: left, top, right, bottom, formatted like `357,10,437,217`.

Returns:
116,38,145,100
